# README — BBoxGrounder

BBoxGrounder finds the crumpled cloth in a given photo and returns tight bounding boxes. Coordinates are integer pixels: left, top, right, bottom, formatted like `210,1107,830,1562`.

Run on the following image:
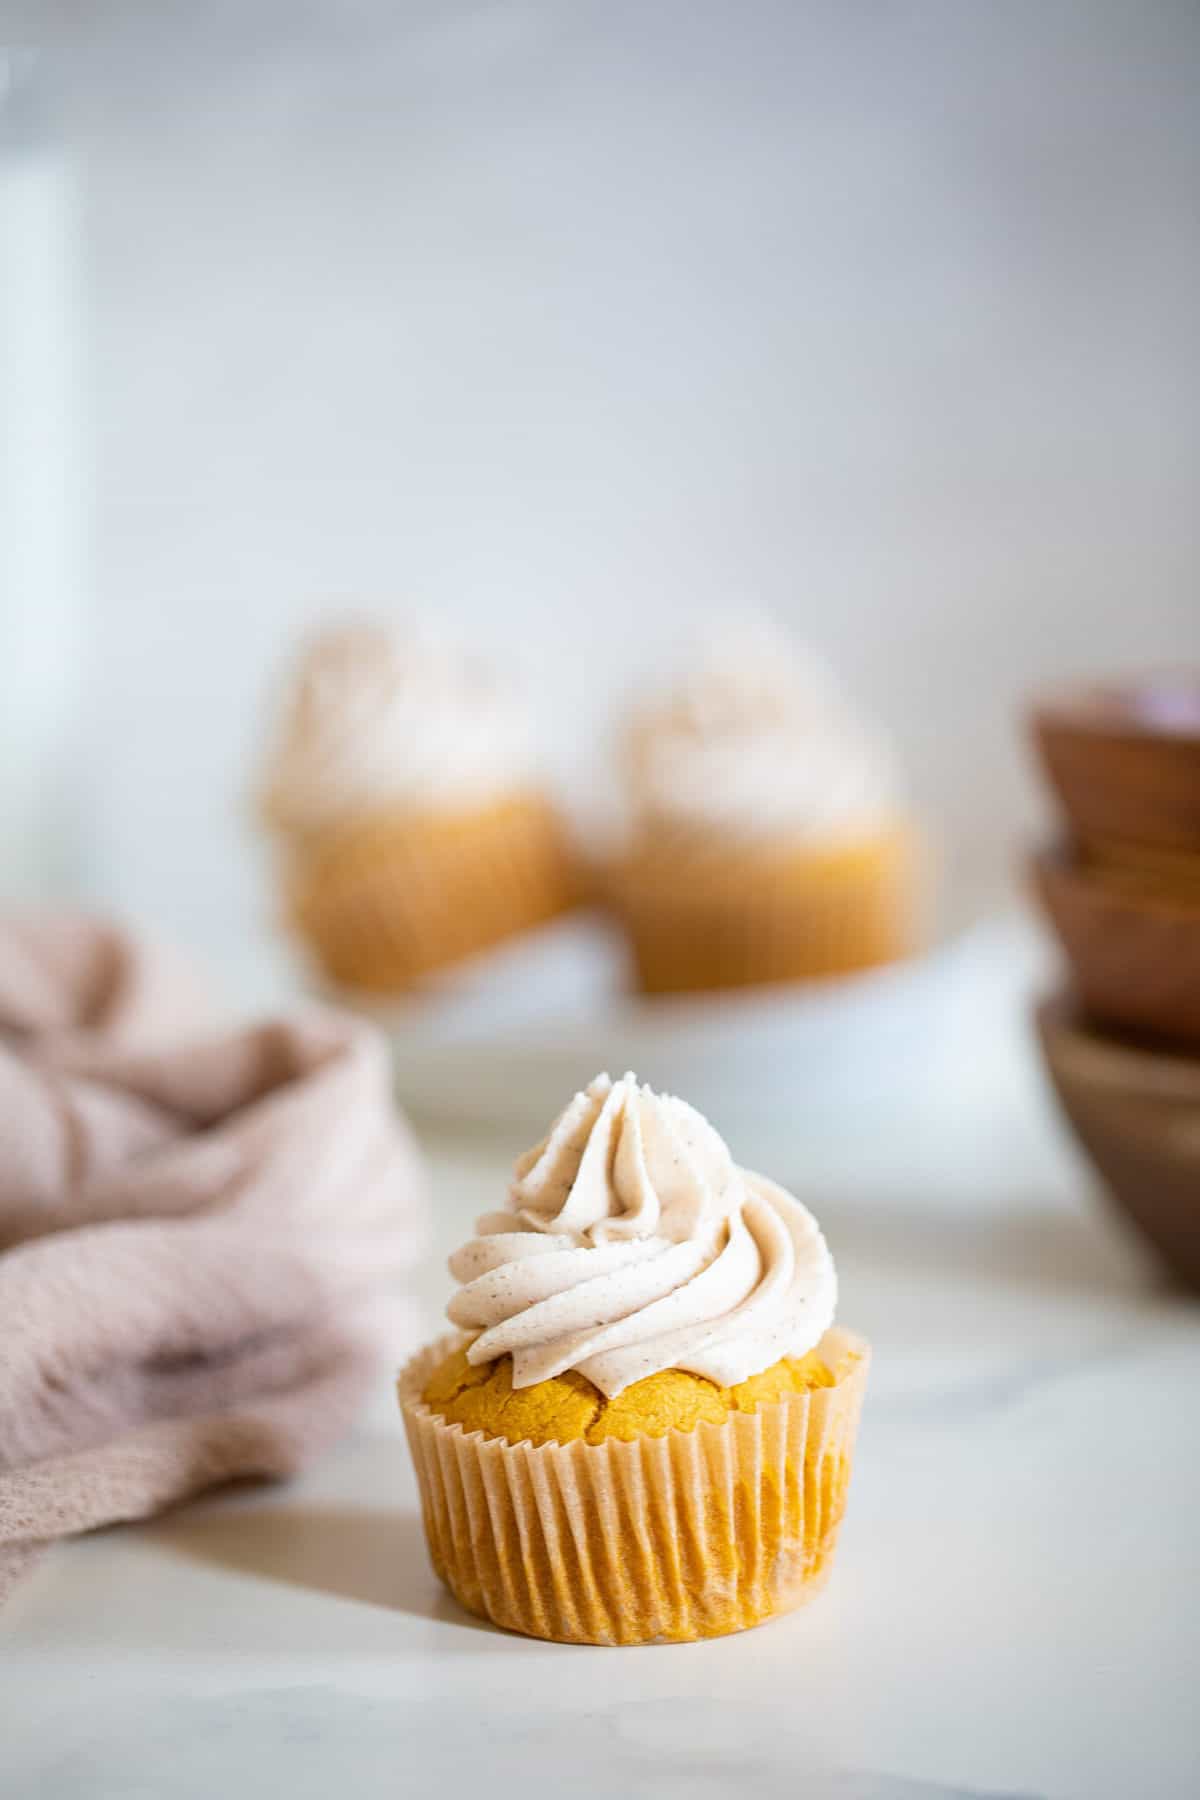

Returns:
0,915,427,1602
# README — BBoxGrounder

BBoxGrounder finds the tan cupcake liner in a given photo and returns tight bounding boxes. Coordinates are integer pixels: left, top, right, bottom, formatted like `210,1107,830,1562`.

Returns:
399,1327,869,1646
606,826,920,994
284,793,578,992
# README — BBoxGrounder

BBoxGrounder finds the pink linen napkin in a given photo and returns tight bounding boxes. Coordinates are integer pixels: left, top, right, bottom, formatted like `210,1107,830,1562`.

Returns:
0,915,427,1602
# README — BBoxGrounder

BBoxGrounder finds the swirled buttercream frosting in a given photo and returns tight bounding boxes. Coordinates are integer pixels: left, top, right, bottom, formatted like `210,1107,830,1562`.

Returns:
260,619,533,835
624,621,898,846
446,1073,837,1397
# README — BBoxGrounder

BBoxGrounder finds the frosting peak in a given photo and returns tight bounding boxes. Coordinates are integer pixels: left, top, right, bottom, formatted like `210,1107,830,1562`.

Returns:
446,1074,837,1397
512,1073,742,1245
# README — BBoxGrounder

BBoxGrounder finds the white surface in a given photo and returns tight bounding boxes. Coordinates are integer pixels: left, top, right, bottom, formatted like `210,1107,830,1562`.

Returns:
3,933,1198,1800
52,2,1200,968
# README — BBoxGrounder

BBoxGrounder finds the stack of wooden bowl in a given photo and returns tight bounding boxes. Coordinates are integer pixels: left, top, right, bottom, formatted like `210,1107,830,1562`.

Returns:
1028,676,1200,1291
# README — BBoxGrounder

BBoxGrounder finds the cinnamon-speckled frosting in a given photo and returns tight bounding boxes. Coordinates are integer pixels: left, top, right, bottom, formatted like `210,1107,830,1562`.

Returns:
446,1073,837,1397
623,623,899,847
260,620,533,836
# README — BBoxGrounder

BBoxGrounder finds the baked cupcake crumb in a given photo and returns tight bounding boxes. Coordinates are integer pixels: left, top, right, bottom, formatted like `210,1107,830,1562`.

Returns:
423,1342,838,1448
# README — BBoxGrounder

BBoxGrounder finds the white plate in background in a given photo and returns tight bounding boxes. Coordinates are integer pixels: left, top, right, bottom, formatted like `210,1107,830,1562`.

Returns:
316,907,1009,1157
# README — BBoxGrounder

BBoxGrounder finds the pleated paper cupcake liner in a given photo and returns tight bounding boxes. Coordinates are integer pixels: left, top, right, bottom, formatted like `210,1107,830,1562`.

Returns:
606,827,919,994
285,793,578,991
399,1327,869,1646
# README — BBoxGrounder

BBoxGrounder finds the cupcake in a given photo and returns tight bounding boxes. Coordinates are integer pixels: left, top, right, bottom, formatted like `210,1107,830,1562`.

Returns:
399,1072,869,1644
259,620,577,991
604,624,921,993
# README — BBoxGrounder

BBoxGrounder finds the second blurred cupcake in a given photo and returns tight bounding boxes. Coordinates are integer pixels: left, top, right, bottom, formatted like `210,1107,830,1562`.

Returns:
605,624,921,994
259,620,577,991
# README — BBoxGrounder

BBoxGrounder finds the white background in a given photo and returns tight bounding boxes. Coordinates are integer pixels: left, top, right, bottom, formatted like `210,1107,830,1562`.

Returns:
42,2,1200,968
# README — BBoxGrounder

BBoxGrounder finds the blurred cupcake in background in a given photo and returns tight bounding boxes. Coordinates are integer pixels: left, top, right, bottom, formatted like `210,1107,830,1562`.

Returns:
259,619,578,991
605,619,922,994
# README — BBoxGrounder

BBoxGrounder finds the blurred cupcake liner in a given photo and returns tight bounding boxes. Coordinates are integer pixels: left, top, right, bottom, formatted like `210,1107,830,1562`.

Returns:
285,793,577,991
399,1327,869,1646
605,826,919,994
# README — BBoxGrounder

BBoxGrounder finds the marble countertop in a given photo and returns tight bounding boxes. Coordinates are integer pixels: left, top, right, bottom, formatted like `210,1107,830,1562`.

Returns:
3,939,1198,1800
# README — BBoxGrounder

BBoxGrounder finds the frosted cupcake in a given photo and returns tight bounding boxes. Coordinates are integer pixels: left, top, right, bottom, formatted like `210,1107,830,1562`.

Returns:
259,621,576,990
606,624,920,993
399,1072,869,1644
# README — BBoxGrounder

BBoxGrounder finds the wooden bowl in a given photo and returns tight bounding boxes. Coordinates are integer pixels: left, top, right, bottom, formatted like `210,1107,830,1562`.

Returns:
1035,994,1200,1291
1031,844,1200,1047
1030,673,1200,854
